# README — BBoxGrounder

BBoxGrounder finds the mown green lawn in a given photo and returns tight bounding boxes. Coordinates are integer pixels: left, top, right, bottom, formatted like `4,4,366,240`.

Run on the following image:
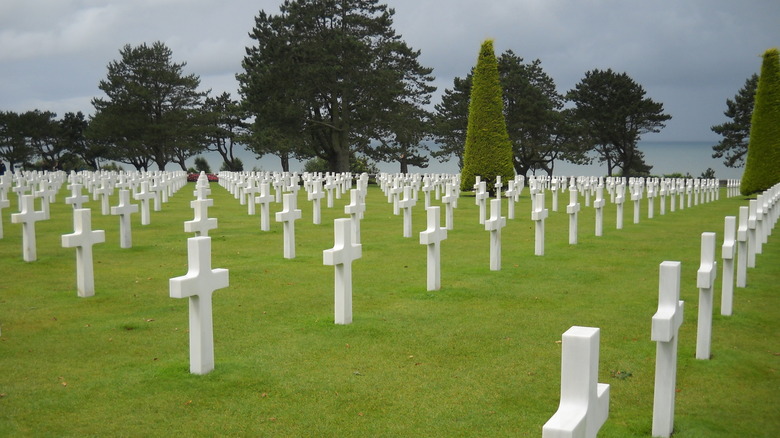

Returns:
0,181,777,437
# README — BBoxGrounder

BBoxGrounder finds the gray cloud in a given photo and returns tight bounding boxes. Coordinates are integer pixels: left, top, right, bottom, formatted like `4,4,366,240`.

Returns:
1,0,778,144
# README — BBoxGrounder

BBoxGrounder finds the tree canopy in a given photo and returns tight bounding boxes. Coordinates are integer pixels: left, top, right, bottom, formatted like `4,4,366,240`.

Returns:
741,48,780,195
567,68,671,176
711,74,757,168
238,0,435,172
89,41,208,171
460,40,514,192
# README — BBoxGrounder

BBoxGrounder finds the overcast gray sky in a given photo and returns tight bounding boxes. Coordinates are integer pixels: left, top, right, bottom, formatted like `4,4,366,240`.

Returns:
1,0,778,173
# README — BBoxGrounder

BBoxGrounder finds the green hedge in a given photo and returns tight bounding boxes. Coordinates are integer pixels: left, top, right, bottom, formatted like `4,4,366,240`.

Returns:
741,48,780,195
460,40,515,193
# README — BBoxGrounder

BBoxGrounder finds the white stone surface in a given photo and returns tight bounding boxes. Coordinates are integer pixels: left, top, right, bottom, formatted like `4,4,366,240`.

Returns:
695,232,717,360
543,326,610,438
10,194,47,262
721,216,736,316
110,189,138,248
532,192,548,256
169,236,229,375
736,206,749,288
567,184,580,245
485,198,506,271
651,261,684,438
420,206,447,291
62,208,106,297
323,218,362,325
184,198,218,237
275,193,302,259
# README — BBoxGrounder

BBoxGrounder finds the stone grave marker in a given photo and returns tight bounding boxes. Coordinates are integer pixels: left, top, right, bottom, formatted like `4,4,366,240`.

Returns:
485,198,506,271
399,185,417,238
735,206,749,288
630,180,641,224
754,194,765,255
566,182,580,245
10,194,47,262
505,180,517,220
134,180,155,225
184,198,218,237
276,193,302,259
66,183,89,210
746,200,757,268
420,206,447,291
442,182,457,230
169,236,229,375
308,179,325,225
62,208,106,297
532,191,548,256
543,326,610,438
651,261,684,438
323,218,361,325
110,189,138,248
721,216,736,316
695,232,717,360
475,181,488,225
255,182,274,232
594,183,605,237
615,182,625,230
344,188,365,245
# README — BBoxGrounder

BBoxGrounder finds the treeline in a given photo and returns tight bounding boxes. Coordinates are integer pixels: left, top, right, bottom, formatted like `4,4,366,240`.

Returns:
1,0,679,177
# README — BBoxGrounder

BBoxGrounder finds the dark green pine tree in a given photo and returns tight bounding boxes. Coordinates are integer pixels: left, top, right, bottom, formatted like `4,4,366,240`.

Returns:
460,40,514,193
741,48,780,195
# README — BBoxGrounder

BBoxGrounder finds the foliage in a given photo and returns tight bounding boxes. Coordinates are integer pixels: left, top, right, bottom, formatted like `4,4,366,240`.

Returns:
741,48,780,196
369,101,431,173
89,41,208,171
304,153,379,174
220,157,243,172
100,162,124,172
0,111,37,170
238,0,435,172
460,40,515,192
700,168,716,179
567,68,671,176
711,74,757,168
432,76,471,169
203,92,249,173
193,156,211,174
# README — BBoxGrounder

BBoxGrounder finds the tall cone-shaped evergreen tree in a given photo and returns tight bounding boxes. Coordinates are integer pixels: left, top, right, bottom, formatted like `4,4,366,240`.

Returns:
741,48,780,195
460,40,515,192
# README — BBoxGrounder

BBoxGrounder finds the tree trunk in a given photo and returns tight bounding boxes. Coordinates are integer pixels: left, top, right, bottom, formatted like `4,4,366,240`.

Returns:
400,157,408,174
280,153,289,172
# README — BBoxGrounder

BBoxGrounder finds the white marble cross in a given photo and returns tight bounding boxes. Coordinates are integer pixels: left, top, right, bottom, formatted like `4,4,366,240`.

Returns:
93,179,113,215
421,177,433,209
34,180,55,219
323,218,362,325
615,183,625,230
420,206,447,290
308,179,325,225
532,192,548,256
442,183,457,230
110,189,139,248
475,181,488,225
566,184,580,245
721,216,737,316
551,177,560,212
185,198,218,237
399,185,417,238
485,198,506,271
244,178,260,215
324,176,337,208
255,182,274,232
695,232,717,360
494,175,503,199
754,194,765,255
647,181,656,219
169,236,229,375
0,195,8,239
66,183,89,210
746,200,758,268
651,261,684,438
62,208,106,297
11,194,47,262
344,188,365,245
276,193,302,259
134,180,155,225
594,184,605,237
735,206,749,288
631,181,642,224
543,326,610,438
505,180,517,219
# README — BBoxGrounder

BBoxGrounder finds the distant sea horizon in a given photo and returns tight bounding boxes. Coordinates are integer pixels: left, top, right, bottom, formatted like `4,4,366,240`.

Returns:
188,140,745,180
